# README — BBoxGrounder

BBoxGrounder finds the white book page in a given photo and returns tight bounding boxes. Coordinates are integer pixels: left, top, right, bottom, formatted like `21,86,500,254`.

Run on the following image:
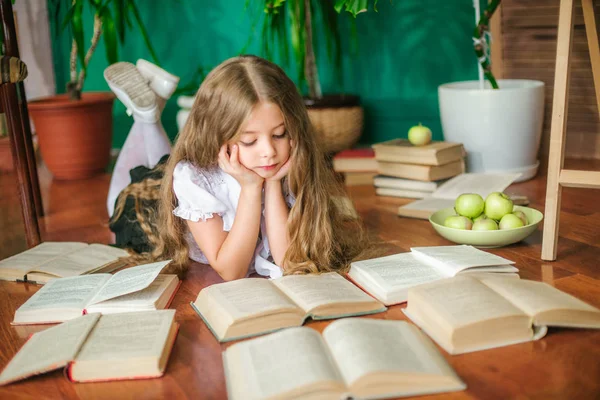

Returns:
481,278,600,318
431,173,521,200
399,197,454,211
410,245,515,275
206,278,299,321
225,327,344,400
408,276,526,329
272,272,376,313
87,260,171,305
15,274,110,313
323,319,456,387
351,253,446,292
0,313,100,385
86,274,175,310
34,245,128,278
0,242,87,273
75,310,175,361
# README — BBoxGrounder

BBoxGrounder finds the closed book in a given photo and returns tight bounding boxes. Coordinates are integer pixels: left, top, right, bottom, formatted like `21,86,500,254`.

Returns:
375,187,431,199
373,175,445,191
333,148,377,172
372,139,465,166
344,171,377,186
378,159,465,181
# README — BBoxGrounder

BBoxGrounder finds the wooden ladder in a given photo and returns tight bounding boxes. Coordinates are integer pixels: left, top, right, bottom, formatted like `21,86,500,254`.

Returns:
542,0,600,261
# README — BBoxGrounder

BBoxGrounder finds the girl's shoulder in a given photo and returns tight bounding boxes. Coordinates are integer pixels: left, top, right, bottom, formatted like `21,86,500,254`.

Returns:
173,161,226,191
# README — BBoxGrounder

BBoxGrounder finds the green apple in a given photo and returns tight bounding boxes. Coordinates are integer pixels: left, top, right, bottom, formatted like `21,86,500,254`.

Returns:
473,214,487,223
499,213,525,230
484,192,514,220
408,123,432,146
444,215,473,230
454,193,484,219
472,217,499,231
513,210,528,226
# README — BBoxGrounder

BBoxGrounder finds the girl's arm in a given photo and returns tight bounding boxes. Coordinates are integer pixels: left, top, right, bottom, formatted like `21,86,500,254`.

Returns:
186,184,262,281
264,158,292,267
187,144,264,281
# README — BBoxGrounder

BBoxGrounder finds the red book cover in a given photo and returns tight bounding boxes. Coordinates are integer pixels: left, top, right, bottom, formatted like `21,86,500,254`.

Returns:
334,148,375,159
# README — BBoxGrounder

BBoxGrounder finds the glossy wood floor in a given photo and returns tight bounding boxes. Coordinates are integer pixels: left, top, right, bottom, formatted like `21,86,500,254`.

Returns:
0,159,599,399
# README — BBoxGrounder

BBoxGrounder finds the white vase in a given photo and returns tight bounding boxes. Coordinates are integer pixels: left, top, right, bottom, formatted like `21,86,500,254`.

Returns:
176,95,195,132
438,79,545,182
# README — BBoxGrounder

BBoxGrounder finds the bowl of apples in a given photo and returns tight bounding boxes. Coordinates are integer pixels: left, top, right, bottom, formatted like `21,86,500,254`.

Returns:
429,192,543,248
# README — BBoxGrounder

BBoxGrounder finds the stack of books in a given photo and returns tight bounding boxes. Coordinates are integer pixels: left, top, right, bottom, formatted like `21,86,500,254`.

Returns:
332,148,378,186
372,139,466,198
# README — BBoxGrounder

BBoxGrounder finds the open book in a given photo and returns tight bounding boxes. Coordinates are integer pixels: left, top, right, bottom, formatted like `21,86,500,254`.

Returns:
192,272,386,342
0,310,178,385
0,242,130,284
397,173,526,219
403,276,600,355
12,260,178,325
223,318,466,400
348,245,518,305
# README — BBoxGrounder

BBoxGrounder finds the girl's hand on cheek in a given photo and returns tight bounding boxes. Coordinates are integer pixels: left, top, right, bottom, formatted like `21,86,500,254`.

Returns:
266,155,292,182
218,144,263,188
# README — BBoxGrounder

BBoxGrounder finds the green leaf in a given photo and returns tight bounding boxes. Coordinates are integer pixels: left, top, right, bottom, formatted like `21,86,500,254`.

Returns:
114,0,127,43
127,0,160,66
102,9,118,64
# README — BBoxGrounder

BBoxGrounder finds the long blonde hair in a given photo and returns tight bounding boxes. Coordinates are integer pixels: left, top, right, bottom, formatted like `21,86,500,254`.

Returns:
152,55,368,276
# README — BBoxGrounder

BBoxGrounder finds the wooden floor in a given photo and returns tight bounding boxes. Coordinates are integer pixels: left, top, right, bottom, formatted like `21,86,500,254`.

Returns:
0,159,599,399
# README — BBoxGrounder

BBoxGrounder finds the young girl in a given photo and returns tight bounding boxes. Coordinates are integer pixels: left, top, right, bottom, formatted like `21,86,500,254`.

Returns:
115,55,367,281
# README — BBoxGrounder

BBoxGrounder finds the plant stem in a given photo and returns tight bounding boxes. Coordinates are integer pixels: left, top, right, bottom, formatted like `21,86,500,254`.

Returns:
76,14,103,93
304,0,321,99
473,0,501,89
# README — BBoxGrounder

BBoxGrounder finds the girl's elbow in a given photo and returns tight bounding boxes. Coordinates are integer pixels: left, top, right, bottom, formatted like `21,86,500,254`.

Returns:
213,264,248,281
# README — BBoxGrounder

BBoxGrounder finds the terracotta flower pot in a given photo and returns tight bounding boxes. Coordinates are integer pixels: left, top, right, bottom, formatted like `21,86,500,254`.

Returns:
28,92,115,180
0,136,14,172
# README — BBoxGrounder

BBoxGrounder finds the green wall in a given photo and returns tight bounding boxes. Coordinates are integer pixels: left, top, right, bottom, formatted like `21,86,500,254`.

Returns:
50,0,479,149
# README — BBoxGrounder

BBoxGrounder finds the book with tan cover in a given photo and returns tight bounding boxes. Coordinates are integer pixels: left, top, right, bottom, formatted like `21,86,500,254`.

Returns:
0,242,130,284
377,159,465,181
372,139,465,165
12,260,178,325
191,272,386,342
347,245,518,306
223,318,466,400
403,276,600,355
0,310,179,385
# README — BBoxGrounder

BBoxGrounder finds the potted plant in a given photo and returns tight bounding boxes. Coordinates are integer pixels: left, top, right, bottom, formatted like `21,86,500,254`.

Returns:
258,0,378,154
438,0,544,181
27,0,158,180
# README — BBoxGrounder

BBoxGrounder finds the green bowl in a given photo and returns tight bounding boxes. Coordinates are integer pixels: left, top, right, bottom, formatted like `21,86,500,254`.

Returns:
429,206,544,248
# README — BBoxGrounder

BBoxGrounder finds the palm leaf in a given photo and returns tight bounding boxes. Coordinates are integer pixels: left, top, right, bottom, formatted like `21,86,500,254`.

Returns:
127,0,160,65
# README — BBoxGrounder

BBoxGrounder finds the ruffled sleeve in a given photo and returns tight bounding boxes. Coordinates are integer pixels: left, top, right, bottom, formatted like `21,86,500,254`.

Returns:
172,162,228,223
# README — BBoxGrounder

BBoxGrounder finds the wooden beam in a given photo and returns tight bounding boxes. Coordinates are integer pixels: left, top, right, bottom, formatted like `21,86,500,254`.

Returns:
559,169,600,188
581,0,600,116
490,0,504,79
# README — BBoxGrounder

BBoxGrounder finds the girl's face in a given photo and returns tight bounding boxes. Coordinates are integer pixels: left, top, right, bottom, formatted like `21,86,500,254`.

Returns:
235,102,292,179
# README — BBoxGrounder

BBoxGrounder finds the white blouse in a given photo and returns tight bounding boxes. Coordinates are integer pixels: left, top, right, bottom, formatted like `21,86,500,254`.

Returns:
172,161,295,278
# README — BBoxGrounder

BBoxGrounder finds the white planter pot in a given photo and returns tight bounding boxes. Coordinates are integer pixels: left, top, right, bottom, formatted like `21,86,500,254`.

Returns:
176,95,196,132
438,79,545,182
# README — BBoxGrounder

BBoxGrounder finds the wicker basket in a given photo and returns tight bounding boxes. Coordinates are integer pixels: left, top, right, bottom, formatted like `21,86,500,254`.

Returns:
307,105,364,154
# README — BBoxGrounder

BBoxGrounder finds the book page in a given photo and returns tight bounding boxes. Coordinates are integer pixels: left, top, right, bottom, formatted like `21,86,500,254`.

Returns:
33,245,129,278
350,253,446,293
408,276,526,329
431,173,521,200
0,313,100,385
224,327,344,400
15,275,110,314
86,274,175,310
323,319,459,387
481,278,600,318
205,278,299,321
410,245,515,275
399,197,454,212
0,242,87,274
272,272,376,313
87,260,171,305
75,310,175,362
